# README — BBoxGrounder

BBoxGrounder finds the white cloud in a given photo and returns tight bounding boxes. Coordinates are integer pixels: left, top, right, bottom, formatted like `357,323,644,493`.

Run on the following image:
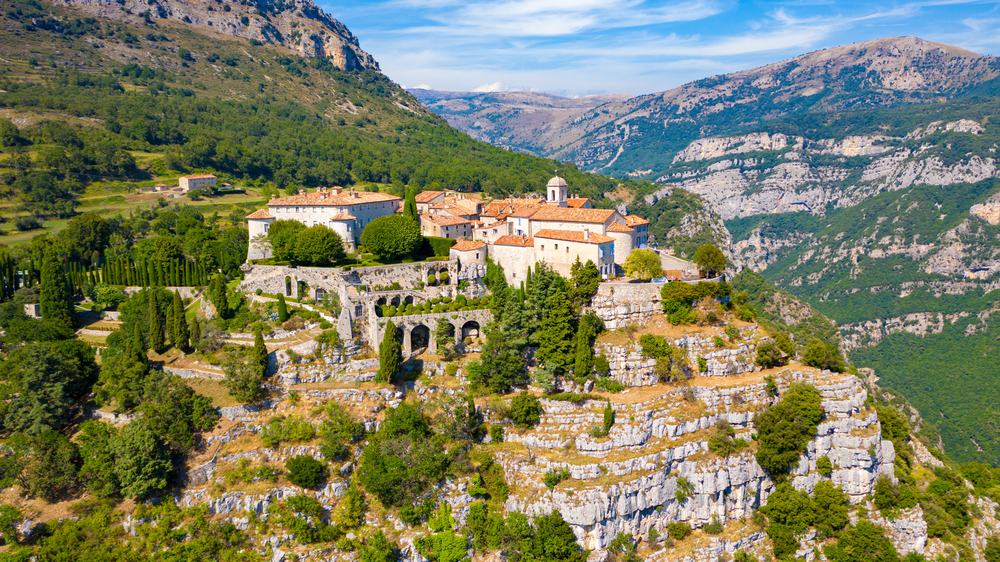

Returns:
473,82,514,92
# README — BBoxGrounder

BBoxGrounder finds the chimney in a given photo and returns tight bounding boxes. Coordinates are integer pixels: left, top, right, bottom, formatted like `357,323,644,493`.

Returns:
270,194,276,200
299,189,306,196
584,228,591,241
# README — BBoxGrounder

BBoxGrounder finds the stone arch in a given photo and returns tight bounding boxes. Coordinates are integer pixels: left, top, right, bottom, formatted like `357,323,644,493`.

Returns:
404,295,414,305
438,266,450,285
461,320,480,341
410,324,430,352
391,295,401,307
315,288,327,303
376,297,387,306
284,276,292,296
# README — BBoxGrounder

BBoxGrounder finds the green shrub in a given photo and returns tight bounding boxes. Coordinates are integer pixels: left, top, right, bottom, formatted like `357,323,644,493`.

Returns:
255,288,262,295
754,383,824,478
489,425,504,443
285,455,327,488
445,363,459,376
509,393,542,429
439,270,449,284
817,456,833,477
702,517,724,535
667,522,691,540
427,274,437,286
261,416,317,448
543,467,570,490
675,477,694,502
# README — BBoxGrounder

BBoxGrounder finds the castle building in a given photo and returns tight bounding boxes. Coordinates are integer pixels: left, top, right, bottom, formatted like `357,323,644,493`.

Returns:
246,187,401,259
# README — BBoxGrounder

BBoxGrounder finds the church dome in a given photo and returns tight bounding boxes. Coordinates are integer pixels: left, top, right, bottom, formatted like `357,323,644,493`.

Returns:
546,175,568,188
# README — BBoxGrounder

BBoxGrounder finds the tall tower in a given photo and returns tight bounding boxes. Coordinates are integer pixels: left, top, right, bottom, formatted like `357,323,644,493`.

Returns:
546,175,568,207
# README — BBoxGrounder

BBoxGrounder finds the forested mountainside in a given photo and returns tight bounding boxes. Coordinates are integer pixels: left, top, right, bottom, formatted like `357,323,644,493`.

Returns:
647,93,1000,465
415,37,1000,179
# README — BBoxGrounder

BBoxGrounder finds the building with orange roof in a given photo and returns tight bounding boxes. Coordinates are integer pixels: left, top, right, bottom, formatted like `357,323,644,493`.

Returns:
179,174,216,192
420,213,473,240
246,186,401,259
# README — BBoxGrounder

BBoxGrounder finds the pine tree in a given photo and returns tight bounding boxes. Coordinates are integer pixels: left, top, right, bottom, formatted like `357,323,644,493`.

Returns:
190,318,201,346
377,321,402,383
172,290,189,350
253,327,269,377
536,286,575,372
40,247,75,330
148,290,165,354
277,293,289,322
573,319,595,378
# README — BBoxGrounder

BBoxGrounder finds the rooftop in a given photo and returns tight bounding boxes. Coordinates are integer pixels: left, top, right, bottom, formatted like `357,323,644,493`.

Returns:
566,197,592,209
422,214,471,226
246,208,274,220
451,240,486,251
181,174,216,180
607,223,635,233
535,229,615,244
415,190,446,203
493,235,535,247
529,206,617,224
626,214,651,227
268,188,401,207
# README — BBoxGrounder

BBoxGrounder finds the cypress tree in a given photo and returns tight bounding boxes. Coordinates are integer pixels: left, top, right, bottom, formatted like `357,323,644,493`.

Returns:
526,266,533,289
172,290,188,349
377,321,402,383
156,262,165,287
573,319,595,378
40,247,75,330
149,290,165,353
253,327,268,377
403,187,418,222
536,286,575,372
190,317,201,347
277,293,288,322
212,275,228,319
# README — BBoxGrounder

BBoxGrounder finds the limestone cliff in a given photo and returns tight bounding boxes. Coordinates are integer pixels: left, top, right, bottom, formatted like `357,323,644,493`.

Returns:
51,0,378,70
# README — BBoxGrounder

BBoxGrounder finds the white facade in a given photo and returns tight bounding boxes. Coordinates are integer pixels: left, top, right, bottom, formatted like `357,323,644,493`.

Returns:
179,174,216,192
246,187,401,260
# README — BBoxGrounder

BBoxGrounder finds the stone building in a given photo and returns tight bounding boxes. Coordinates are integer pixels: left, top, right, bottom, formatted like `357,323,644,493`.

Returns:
245,187,401,259
179,174,216,192
419,213,473,239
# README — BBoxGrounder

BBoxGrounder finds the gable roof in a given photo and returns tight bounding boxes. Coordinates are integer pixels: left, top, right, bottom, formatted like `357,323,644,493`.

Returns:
493,235,534,247
415,190,446,203
246,208,274,220
607,223,635,233
451,240,486,251
566,197,592,208
528,206,617,224
625,214,650,227
422,214,470,226
534,229,615,244
268,190,400,207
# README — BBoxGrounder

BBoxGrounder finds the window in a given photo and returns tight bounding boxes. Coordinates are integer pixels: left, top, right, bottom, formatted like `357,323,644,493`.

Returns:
554,244,558,250
295,207,299,213
566,246,569,253
541,245,545,251
264,224,269,232
475,252,479,259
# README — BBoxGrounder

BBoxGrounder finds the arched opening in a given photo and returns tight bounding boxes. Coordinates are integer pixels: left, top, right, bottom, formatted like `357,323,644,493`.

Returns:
315,288,327,303
376,297,387,306
404,295,414,305
391,296,401,307
297,281,308,300
461,320,480,341
439,267,450,285
410,324,430,352
436,322,455,348
285,276,292,296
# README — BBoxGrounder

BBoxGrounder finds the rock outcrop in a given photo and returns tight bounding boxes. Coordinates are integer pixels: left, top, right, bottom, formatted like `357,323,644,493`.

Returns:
53,0,378,70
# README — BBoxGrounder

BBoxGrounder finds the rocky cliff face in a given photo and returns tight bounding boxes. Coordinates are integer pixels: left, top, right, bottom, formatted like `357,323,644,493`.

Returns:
500,367,894,551
52,0,378,70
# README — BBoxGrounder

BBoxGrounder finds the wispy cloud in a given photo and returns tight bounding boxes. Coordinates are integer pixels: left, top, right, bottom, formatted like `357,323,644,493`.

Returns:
324,0,1000,96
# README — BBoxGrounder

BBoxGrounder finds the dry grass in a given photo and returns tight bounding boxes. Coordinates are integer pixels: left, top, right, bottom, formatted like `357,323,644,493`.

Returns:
185,378,240,408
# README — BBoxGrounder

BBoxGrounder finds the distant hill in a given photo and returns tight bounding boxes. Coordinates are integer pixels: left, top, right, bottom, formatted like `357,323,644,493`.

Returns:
407,89,628,156
415,38,1000,178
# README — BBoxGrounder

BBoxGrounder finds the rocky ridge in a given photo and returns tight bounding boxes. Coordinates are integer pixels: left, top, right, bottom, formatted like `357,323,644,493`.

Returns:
51,0,378,70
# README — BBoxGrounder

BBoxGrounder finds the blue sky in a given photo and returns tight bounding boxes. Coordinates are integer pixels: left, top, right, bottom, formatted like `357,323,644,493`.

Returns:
320,0,1000,97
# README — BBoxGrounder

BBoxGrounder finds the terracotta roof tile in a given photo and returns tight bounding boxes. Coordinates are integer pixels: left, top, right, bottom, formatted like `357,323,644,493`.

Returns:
415,190,446,203
566,197,591,208
534,229,615,244
422,214,471,226
181,174,216,180
245,208,274,220
327,213,356,221
509,206,541,218
528,206,617,224
268,189,400,207
607,223,635,232
493,235,534,247
483,198,544,217
451,240,486,251
625,214,650,227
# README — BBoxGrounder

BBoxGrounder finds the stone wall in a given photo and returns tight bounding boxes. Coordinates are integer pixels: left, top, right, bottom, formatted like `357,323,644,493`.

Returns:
588,282,665,329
